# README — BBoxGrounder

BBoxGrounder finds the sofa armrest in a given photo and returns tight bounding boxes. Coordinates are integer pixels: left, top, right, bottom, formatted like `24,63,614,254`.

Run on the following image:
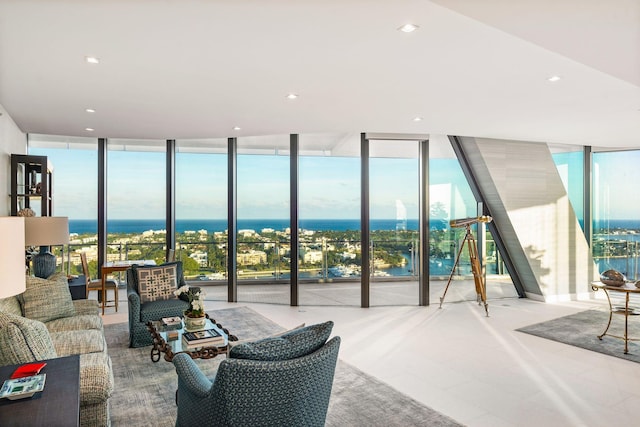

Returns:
72,299,100,316
173,353,213,398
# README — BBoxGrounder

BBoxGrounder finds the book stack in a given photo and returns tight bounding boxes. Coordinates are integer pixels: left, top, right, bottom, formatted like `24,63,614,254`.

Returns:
162,316,182,326
182,328,225,348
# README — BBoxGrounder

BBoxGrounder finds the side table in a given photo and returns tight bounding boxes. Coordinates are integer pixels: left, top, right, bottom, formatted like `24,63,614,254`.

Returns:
591,281,640,354
0,355,80,427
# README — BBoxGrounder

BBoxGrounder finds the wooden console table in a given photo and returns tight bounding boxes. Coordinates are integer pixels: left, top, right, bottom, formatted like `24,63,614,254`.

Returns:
100,260,155,315
0,355,80,426
591,281,640,354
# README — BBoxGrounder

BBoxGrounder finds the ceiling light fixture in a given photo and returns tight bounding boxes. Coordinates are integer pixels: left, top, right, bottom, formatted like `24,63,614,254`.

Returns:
85,56,100,64
233,126,241,131
85,127,95,132
86,108,96,113
398,23,419,33
286,93,298,100
413,116,423,122
547,75,561,82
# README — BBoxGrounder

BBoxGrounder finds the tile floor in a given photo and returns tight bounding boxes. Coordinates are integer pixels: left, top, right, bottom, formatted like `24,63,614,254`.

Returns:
101,290,640,427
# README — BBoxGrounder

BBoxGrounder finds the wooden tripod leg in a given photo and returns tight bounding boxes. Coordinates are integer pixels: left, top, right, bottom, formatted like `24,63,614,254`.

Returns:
439,234,468,309
467,230,489,317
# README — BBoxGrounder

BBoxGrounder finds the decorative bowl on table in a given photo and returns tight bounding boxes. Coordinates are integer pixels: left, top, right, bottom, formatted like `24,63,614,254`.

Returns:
600,269,626,287
635,280,640,289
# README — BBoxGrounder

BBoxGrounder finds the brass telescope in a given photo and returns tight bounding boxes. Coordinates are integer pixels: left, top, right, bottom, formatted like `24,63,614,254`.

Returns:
440,215,492,316
449,215,492,228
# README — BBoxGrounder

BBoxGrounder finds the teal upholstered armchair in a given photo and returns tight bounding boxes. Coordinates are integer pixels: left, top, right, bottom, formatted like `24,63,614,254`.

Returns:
126,261,190,348
172,321,340,427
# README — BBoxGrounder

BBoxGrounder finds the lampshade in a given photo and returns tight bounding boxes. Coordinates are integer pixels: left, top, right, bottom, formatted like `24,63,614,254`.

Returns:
0,217,26,298
24,216,70,246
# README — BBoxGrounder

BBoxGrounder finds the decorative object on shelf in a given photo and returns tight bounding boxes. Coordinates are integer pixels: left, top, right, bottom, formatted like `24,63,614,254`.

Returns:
600,269,626,286
17,208,35,217
174,285,206,331
0,217,27,298
635,280,640,289
24,216,70,278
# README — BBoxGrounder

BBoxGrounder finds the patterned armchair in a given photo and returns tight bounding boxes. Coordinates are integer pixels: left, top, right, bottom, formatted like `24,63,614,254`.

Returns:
173,322,340,427
126,261,189,348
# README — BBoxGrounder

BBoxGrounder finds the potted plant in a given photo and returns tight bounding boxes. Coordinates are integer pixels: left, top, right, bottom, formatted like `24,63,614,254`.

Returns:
174,285,207,331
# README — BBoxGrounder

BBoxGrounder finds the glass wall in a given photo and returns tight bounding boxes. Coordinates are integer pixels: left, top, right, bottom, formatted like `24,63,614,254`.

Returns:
368,139,419,306
106,139,166,265
298,133,361,306
236,135,290,304
428,135,516,304
175,139,227,297
592,150,640,280
28,132,523,308
28,135,98,278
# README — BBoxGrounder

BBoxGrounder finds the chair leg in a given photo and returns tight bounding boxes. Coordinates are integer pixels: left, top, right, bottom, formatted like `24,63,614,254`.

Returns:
114,286,118,312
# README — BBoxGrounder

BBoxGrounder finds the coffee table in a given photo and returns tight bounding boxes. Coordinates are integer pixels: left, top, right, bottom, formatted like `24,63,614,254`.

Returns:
146,315,238,362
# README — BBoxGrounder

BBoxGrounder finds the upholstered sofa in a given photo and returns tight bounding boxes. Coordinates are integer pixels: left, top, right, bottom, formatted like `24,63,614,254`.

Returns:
0,273,114,427
173,321,340,427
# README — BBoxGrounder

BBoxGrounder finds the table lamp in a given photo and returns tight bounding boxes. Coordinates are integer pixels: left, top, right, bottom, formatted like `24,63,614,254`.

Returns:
0,217,26,298
24,216,70,279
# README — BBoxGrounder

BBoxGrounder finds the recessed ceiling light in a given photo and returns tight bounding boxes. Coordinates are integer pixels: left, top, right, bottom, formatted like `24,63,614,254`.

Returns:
286,93,298,100
233,126,241,131
85,56,100,64
398,23,419,33
85,128,95,132
86,108,96,113
547,75,561,82
413,116,423,122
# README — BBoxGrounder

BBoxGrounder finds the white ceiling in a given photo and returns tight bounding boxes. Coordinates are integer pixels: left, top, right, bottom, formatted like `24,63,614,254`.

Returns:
0,0,639,148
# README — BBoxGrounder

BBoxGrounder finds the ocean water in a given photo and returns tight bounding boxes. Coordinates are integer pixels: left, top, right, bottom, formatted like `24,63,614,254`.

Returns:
69,219,421,235
69,218,640,236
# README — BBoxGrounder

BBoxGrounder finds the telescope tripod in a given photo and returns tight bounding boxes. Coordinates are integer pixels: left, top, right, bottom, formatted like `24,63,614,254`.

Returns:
439,224,489,316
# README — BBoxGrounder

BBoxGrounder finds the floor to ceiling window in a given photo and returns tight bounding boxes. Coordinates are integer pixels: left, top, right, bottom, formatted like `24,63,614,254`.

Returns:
106,139,166,265
28,134,98,277
175,138,227,298
298,133,361,306
236,135,290,304
593,150,640,280
368,139,420,306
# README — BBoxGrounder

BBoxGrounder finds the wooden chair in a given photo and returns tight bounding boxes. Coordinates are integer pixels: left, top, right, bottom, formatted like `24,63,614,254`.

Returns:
80,252,119,312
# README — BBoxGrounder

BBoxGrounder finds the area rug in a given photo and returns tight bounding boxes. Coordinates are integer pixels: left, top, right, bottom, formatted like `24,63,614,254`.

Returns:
105,306,462,426
516,309,640,363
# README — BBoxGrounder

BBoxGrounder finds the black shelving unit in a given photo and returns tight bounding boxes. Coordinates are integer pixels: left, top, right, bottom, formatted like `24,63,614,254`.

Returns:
10,154,53,216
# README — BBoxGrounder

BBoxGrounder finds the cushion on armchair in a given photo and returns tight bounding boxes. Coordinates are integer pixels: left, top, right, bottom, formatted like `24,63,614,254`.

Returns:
23,273,76,322
130,261,186,294
229,321,333,361
136,264,179,303
0,311,57,366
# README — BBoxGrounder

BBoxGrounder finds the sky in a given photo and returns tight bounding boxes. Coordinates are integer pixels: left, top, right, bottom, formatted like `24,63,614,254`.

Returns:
31,145,473,221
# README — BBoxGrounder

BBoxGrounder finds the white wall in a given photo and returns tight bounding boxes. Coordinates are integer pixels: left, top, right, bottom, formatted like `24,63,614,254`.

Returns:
0,104,27,215
459,136,598,301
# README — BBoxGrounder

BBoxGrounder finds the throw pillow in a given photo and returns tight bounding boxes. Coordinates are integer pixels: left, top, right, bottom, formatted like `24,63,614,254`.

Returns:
130,261,186,294
23,272,76,323
137,264,179,303
229,321,333,361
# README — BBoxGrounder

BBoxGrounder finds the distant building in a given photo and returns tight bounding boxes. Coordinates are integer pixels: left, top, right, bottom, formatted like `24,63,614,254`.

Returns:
302,249,323,263
237,250,267,265
238,229,257,237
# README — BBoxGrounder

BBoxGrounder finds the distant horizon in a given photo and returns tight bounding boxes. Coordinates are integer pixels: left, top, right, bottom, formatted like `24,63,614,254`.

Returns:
65,217,640,236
